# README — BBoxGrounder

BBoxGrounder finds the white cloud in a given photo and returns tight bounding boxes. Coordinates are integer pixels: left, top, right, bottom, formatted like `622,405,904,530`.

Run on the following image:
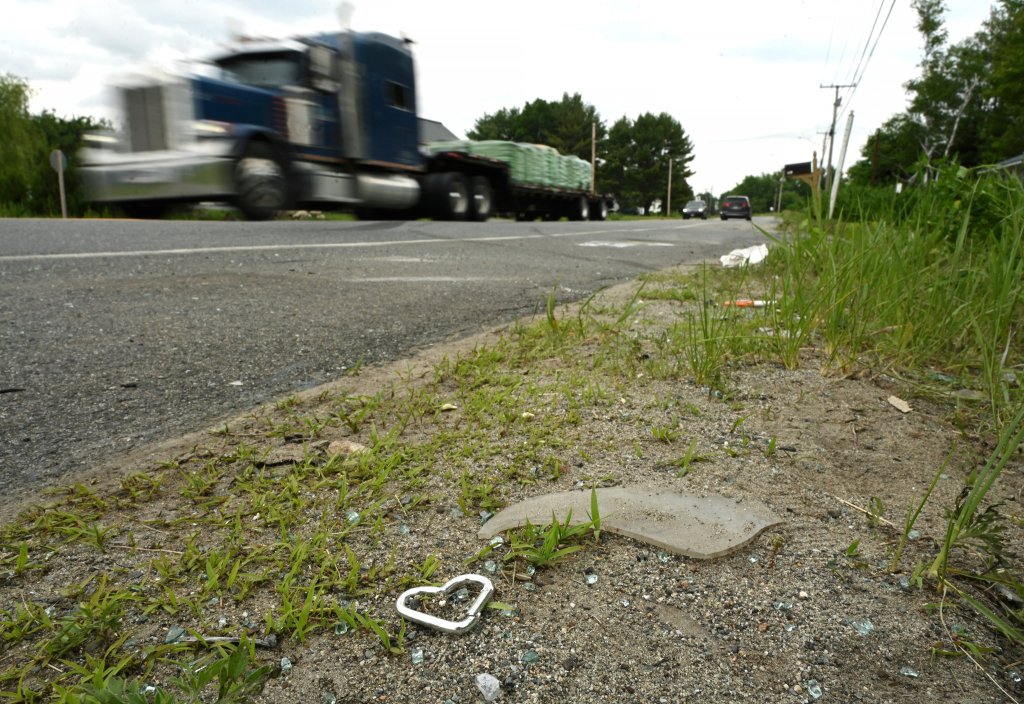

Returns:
2,0,995,192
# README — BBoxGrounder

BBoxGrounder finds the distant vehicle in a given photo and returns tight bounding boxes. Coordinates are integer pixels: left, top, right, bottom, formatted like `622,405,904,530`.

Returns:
681,200,708,219
719,195,752,221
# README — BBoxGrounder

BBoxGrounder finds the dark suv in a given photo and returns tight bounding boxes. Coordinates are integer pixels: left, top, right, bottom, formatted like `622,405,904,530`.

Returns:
681,200,708,219
720,195,752,221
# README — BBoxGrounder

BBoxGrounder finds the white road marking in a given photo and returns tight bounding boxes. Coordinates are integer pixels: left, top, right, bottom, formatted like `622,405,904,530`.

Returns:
0,222,706,263
578,241,674,248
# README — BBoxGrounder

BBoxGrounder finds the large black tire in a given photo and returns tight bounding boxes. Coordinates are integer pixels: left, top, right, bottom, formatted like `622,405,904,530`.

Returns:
235,142,288,221
467,176,493,222
568,195,589,221
588,197,608,221
425,172,469,221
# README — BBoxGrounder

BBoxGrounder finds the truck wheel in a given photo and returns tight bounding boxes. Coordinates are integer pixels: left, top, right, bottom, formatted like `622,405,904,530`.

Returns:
588,198,608,221
235,142,288,221
426,172,468,221
468,176,493,222
569,195,589,221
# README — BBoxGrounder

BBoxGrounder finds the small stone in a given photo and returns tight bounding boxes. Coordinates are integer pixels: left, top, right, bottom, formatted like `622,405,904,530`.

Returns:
327,439,368,457
279,657,292,675
899,666,919,678
475,673,502,702
521,650,540,665
798,590,809,600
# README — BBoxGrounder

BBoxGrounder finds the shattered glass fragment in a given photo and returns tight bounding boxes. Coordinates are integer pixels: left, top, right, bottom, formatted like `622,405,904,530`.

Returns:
900,666,919,678
851,620,874,636
411,648,424,665
280,657,292,675
478,487,781,559
521,650,540,665
475,673,502,702
483,559,499,574
345,510,360,525
586,573,599,586
805,679,822,700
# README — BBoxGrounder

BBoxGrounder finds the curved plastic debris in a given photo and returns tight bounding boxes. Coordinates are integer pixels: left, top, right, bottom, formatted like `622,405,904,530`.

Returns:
478,486,781,559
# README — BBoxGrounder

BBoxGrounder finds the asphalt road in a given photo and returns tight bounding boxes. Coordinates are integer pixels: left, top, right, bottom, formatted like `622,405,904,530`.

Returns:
0,216,769,502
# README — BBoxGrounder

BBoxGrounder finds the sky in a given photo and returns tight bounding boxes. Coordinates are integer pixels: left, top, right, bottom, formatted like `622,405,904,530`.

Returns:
3,0,995,195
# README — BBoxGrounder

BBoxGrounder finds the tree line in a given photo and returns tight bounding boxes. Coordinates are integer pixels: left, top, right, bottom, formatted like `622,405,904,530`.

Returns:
847,0,1024,186
467,94,696,213
0,74,108,217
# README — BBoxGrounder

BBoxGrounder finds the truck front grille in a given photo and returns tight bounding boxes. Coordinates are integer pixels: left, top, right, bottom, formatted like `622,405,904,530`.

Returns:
123,85,168,152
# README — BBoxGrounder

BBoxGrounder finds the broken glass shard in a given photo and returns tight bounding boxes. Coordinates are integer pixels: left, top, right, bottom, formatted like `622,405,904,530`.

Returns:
345,510,360,525
478,487,781,559
483,559,499,574
805,679,822,700
280,657,292,675
411,648,424,665
521,650,540,665
586,573,599,586
851,620,874,636
900,666,919,678
475,673,502,702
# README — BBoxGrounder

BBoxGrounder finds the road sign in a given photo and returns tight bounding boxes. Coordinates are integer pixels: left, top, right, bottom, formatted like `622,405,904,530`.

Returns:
50,149,68,173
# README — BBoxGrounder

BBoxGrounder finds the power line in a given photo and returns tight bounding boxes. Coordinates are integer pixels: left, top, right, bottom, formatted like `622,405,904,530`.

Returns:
839,0,899,121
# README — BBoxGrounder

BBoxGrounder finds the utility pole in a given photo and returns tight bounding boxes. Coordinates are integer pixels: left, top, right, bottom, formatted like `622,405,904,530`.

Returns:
820,83,855,194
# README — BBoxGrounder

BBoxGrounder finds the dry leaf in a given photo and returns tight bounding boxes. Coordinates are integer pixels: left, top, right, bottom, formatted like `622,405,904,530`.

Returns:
887,395,911,413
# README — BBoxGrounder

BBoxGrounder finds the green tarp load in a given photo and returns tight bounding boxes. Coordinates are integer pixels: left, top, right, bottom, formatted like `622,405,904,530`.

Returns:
425,140,591,191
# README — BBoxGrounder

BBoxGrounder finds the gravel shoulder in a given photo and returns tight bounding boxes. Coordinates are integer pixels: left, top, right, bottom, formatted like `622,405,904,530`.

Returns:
1,266,1021,703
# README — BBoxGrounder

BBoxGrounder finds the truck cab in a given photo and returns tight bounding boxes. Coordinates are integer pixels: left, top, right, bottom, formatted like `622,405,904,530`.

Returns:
81,31,423,219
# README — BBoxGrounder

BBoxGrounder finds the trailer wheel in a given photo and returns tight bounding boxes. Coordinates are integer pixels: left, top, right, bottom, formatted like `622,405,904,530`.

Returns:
569,195,589,221
235,142,288,221
467,176,493,222
588,198,608,221
426,172,469,221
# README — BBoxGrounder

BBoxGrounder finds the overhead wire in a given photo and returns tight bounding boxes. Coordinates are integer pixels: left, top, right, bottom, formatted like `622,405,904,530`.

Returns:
837,0,899,122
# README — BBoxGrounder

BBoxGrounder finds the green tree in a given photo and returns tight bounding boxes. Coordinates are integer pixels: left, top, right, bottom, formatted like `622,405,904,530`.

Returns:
847,114,930,186
468,93,606,162
30,110,110,215
724,172,808,214
602,112,694,212
0,73,44,213
979,0,1024,160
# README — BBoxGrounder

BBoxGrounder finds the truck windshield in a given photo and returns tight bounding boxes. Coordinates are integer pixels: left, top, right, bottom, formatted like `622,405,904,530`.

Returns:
215,53,300,88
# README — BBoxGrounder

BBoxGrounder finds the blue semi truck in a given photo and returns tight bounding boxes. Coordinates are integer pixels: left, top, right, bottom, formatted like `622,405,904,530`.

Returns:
80,30,611,222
